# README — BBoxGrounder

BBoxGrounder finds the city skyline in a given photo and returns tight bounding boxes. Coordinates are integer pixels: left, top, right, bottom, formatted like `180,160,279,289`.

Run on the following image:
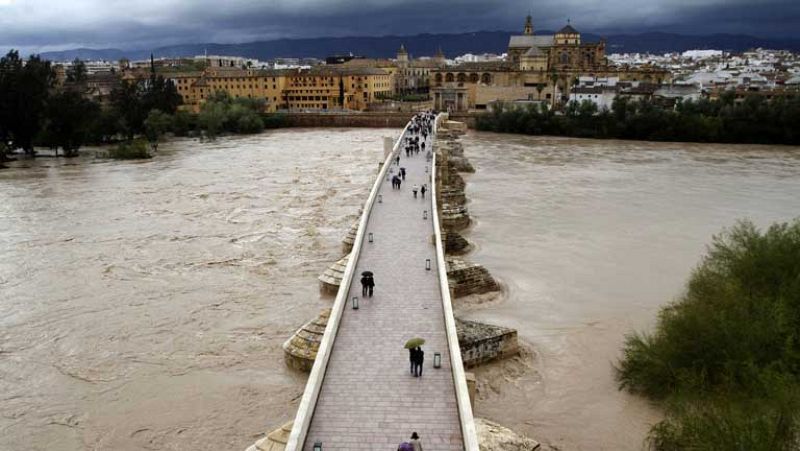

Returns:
1,0,799,55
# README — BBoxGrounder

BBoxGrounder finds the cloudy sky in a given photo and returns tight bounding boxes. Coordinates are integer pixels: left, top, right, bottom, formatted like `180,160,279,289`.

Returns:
1,0,798,53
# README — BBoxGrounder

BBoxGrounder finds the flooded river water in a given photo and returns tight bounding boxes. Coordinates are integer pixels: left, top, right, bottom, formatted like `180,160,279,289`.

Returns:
1,128,799,450
0,129,394,450
459,131,800,450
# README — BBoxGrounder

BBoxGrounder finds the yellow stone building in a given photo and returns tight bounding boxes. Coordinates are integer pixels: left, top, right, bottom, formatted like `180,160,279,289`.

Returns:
431,15,671,111
164,65,392,112
340,45,446,95
283,66,392,111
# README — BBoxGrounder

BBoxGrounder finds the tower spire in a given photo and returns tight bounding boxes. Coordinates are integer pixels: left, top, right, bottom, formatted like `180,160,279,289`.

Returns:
524,14,533,35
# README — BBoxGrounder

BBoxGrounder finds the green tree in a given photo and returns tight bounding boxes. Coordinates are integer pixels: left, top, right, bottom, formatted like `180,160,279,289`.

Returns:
110,80,146,139
66,58,88,83
617,219,800,450
198,101,226,139
0,51,55,155
42,90,100,157
143,109,172,151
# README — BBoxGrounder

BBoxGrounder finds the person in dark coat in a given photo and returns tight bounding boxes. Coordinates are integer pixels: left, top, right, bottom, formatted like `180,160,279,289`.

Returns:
366,275,374,297
420,185,426,198
414,347,424,377
400,167,406,180
360,274,369,296
409,347,416,375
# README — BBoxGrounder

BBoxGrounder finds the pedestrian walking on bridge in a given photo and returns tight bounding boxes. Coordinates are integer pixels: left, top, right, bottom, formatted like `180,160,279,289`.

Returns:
410,432,424,451
400,167,406,180
420,184,426,199
414,347,424,377
412,184,419,198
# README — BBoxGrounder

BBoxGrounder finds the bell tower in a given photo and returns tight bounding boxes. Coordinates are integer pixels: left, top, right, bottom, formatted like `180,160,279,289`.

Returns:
524,15,533,35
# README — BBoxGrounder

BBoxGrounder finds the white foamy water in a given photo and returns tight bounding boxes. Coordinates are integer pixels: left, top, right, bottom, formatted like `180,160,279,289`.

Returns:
460,132,800,450
0,128,397,450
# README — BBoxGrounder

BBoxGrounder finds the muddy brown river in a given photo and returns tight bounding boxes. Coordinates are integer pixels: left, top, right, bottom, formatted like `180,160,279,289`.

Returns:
459,132,800,450
1,128,799,450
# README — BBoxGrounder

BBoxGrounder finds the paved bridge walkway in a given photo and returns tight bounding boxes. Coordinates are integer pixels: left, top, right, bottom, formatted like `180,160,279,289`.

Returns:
301,125,464,450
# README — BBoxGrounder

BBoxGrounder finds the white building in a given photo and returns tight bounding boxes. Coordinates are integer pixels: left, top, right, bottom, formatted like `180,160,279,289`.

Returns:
569,86,618,111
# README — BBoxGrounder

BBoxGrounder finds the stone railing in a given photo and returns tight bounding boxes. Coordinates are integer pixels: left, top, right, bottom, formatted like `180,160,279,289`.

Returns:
283,121,413,451
431,113,480,450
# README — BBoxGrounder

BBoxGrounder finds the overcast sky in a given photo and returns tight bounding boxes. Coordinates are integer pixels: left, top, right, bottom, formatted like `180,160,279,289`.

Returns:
1,0,798,54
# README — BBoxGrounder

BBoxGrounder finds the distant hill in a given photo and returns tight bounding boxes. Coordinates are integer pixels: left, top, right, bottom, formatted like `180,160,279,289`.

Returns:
38,31,800,62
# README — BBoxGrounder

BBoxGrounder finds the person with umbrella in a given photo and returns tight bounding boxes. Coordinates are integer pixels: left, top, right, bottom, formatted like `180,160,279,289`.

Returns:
405,338,425,376
361,271,375,297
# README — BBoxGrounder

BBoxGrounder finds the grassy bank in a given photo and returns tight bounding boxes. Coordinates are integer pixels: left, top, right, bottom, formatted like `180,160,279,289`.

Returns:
617,219,800,450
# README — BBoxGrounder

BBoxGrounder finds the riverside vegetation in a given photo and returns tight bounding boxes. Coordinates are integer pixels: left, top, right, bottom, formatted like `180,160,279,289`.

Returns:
617,219,800,450
476,93,800,145
0,51,287,164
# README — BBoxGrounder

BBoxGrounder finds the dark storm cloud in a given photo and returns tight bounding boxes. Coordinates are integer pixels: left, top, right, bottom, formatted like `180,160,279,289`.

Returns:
0,0,798,54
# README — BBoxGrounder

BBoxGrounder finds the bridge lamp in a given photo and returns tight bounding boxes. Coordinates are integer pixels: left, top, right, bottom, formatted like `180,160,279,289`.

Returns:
423,210,428,220
313,442,323,451
425,259,431,271
352,296,359,310
368,232,374,243
434,352,442,369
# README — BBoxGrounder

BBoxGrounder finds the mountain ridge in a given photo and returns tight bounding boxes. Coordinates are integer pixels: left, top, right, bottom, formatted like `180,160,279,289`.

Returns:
35,31,800,62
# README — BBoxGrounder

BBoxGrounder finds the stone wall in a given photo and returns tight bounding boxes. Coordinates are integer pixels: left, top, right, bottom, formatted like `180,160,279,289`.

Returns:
447,257,500,298
282,309,330,372
281,112,479,129
284,112,413,128
456,319,519,368
318,254,350,295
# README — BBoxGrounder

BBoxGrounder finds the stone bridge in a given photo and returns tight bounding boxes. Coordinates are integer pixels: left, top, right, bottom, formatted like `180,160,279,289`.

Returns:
284,115,479,451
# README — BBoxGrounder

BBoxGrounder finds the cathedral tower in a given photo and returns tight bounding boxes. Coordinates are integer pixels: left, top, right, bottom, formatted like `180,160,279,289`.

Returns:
523,15,533,35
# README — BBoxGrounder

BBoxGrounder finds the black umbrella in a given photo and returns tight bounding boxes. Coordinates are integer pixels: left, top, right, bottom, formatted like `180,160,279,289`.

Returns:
361,271,374,277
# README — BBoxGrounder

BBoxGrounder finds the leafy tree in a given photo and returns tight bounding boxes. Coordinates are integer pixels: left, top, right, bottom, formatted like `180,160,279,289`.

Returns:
198,102,226,139
143,75,181,115
170,110,194,137
143,109,172,150
197,91,264,137
41,90,100,157
110,80,147,139
66,58,88,83
0,51,55,155
617,219,800,450
110,76,181,139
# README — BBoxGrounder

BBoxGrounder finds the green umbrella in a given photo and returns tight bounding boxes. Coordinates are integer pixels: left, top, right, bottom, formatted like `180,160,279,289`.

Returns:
404,337,426,349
